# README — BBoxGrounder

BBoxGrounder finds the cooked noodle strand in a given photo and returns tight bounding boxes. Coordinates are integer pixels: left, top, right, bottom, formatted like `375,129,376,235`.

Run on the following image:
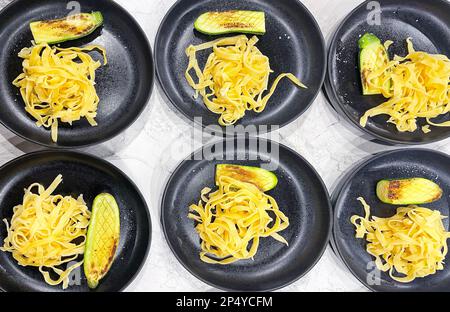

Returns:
360,39,450,133
351,197,450,282
185,35,306,126
189,176,289,264
1,175,91,289
13,44,107,142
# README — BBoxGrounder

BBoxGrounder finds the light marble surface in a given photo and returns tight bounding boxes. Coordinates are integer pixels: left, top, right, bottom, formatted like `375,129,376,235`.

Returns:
1,0,449,292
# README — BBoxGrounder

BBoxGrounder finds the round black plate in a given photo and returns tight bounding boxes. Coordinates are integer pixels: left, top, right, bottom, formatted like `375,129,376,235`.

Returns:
155,0,325,133
0,151,151,292
333,149,450,292
161,138,331,291
324,0,450,144
0,0,154,148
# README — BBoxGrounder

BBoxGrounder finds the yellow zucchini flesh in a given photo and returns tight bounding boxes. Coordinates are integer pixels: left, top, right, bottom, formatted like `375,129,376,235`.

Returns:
216,164,277,192
84,193,120,289
194,10,265,35
376,178,443,205
30,12,103,44
359,33,390,95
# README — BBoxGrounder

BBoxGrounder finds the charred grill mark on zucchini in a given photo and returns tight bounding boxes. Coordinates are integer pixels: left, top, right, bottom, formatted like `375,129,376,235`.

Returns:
194,10,266,35
30,12,103,44
215,164,278,192
377,178,443,205
221,165,258,185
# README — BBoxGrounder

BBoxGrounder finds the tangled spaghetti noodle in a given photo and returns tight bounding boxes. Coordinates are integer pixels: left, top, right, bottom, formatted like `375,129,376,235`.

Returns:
360,39,450,133
13,44,107,142
351,197,450,283
185,35,306,126
189,175,289,264
1,175,91,289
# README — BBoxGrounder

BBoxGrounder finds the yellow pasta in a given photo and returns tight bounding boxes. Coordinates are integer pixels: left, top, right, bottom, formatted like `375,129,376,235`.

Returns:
185,35,306,126
13,44,107,142
1,175,90,289
351,197,450,283
360,38,450,133
189,175,289,264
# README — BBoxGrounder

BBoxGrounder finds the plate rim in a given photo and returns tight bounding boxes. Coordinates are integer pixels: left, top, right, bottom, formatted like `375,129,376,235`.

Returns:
154,0,327,136
324,0,450,145
0,0,155,149
332,147,450,292
0,149,152,292
160,137,333,292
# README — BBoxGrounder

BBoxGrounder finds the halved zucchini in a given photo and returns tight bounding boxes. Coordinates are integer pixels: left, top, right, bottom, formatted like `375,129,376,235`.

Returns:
84,193,120,289
359,33,390,95
30,12,103,45
376,178,443,205
194,10,265,35
216,164,277,192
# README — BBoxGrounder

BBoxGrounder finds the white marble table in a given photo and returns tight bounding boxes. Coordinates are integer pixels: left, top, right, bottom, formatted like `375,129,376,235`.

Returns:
1,0,449,292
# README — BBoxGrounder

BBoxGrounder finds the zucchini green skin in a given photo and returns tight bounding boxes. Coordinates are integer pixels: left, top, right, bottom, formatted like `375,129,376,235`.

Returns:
194,11,266,35
358,33,390,95
30,11,103,45
216,164,277,192
376,178,443,205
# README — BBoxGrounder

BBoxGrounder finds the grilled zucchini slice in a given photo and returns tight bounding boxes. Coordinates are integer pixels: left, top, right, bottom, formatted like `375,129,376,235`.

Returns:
359,33,390,95
30,12,103,44
194,10,265,35
376,178,443,205
84,193,120,289
216,164,277,192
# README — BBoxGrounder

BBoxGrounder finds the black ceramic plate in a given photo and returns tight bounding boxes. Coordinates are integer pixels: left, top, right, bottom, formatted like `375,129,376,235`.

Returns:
161,138,331,291
325,0,450,144
0,151,151,292
333,149,450,292
0,0,154,148
155,0,325,133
